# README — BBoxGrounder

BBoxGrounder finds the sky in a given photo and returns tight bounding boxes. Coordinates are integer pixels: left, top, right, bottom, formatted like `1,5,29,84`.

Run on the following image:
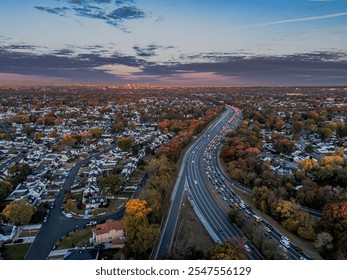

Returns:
0,0,347,86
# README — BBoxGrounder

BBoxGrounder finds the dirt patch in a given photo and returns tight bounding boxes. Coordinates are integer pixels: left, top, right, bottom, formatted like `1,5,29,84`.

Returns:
171,195,214,258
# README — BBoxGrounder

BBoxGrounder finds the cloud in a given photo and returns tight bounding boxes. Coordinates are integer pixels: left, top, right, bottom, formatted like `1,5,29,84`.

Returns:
136,51,347,85
52,48,76,56
115,0,135,5
1,42,346,85
34,6,69,17
0,45,145,83
107,6,146,25
5,44,39,51
133,44,174,57
233,12,347,29
95,64,142,79
34,0,147,31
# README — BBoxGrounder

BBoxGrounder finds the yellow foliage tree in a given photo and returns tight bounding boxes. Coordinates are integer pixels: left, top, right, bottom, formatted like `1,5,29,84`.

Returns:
2,199,36,225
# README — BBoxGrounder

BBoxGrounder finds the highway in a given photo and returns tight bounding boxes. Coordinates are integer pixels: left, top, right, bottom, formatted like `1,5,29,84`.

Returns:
155,107,263,260
213,148,323,219
203,110,313,260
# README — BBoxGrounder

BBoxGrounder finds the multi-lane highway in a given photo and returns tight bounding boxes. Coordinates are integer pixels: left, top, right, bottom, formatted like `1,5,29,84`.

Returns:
155,106,263,260
212,146,323,219
200,108,313,260
156,105,317,260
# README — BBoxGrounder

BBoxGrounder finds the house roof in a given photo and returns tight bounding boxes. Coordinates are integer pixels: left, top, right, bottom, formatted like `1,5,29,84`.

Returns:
0,224,15,237
93,219,124,236
63,248,99,260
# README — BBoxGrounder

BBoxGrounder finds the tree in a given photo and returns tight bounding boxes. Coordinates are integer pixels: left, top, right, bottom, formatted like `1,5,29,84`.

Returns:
0,180,13,209
318,127,333,140
61,134,76,147
121,199,159,259
271,199,297,221
64,198,74,212
111,122,124,133
321,201,347,235
55,116,64,124
117,137,133,152
2,199,36,225
98,174,125,195
314,232,334,255
128,122,137,131
204,243,244,260
298,158,317,174
89,127,103,139
251,186,275,213
334,231,347,259
0,180,13,201
304,144,314,153
145,156,175,177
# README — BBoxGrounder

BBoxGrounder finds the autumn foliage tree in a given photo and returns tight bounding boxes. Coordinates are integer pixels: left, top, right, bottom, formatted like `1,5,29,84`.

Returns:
64,198,74,212
2,199,36,225
204,243,244,260
144,156,175,218
121,199,159,259
117,137,133,152
61,134,76,147
90,127,103,139
321,201,347,235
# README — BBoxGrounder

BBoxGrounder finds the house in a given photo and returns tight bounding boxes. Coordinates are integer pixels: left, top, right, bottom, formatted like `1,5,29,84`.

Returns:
91,219,125,248
63,248,99,260
84,195,106,209
0,224,17,243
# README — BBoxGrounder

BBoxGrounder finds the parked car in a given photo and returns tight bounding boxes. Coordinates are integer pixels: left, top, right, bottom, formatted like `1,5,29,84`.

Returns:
65,213,73,218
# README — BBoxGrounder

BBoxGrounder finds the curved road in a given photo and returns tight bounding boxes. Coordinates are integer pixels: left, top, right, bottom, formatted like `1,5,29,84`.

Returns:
25,145,124,260
155,107,263,260
202,109,314,260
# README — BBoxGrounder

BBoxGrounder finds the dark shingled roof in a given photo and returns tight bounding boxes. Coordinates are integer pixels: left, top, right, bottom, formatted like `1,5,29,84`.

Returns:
0,224,15,237
63,248,99,260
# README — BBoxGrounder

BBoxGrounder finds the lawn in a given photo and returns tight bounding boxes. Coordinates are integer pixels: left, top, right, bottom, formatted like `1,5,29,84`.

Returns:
1,244,31,260
56,228,92,249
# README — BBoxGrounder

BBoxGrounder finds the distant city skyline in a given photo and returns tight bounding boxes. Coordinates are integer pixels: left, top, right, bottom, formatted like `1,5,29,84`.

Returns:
1,0,347,85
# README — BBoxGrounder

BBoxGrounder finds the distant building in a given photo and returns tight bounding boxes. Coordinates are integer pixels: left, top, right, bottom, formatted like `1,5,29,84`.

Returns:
91,219,125,248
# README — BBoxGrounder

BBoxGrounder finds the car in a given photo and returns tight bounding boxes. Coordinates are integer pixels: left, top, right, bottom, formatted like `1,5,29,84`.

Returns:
86,221,97,226
264,233,272,239
280,239,290,248
13,238,24,244
43,217,48,223
244,244,251,252
294,246,303,254
299,256,307,260
65,213,73,218
281,236,289,242
263,226,271,232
